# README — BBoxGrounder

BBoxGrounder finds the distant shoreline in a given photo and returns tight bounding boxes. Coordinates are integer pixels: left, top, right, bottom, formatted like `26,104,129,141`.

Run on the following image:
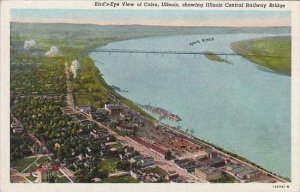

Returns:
230,36,291,76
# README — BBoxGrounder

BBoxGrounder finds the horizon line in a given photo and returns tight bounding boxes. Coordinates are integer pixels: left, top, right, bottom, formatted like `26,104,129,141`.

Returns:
10,21,291,28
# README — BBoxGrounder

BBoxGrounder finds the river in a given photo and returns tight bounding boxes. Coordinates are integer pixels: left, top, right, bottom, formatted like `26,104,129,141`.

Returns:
90,33,291,178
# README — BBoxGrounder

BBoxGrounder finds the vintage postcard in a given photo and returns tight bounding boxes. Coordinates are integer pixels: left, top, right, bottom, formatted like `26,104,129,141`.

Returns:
0,0,299,192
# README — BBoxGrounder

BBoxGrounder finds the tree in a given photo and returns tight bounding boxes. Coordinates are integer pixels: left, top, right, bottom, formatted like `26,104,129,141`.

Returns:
116,160,131,171
165,150,174,160
190,129,195,136
97,168,109,179
185,128,189,134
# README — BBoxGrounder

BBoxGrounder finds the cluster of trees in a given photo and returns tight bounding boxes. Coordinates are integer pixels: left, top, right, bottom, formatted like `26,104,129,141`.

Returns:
165,150,175,160
11,57,66,94
12,97,68,139
10,134,34,163
11,95,124,181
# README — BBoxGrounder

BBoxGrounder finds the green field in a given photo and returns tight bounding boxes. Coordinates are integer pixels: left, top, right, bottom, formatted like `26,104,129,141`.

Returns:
12,156,38,172
35,156,51,166
98,157,120,173
204,51,232,64
231,36,291,75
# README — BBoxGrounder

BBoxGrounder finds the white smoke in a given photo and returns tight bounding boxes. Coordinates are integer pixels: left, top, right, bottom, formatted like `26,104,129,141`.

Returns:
45,46,59,57
24,39,36,50
70,60,80,78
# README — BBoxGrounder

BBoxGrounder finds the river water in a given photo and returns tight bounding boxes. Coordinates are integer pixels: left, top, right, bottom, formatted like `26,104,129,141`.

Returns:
90,34,291,178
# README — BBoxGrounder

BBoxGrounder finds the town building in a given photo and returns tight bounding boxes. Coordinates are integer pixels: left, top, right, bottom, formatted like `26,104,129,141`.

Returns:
134,156,156,169
30,139,47,154
90,128,109,140
36,163,60,183
174,158,201,172
76,105,91,116
194,166,222,181
120,112,132,121
230,166,261,180
206,156,226,168
104,104,123,115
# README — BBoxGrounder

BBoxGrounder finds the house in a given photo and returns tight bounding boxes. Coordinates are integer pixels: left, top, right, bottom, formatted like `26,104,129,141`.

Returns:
10,117,24,133
90,128,110,140
135,156,156,169
120,112,132,121
12,126,24,133
36,163,60,183
104,104,123,115
76,105,91,116
194,166,222,181
91,109,109,122
31,141,47,155
175,158,201,172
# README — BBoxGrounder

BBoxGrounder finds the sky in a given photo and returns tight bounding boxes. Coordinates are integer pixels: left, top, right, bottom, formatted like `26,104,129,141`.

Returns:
11,9,291,27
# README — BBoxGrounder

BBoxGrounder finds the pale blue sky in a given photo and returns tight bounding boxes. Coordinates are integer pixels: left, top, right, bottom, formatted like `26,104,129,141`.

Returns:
11,9,291,27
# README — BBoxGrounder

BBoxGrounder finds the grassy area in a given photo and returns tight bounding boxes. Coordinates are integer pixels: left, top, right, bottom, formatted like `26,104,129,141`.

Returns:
27,175,37,182
35,156,50,166
12,156,38,172
109,142,123,149
25,163,39,173
100,175,138,183
21,156,50,173
99,157,120,173
73,56,112,109
231,36,291,75
204,51,232,64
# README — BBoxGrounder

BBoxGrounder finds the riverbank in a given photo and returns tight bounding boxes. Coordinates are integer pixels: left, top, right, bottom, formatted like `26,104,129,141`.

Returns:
230,36,291,75
155,122,290,182
84,38,288,182
86,44,289,182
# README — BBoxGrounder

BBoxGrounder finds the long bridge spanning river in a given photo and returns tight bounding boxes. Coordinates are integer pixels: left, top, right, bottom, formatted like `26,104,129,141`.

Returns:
92,48,289,58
